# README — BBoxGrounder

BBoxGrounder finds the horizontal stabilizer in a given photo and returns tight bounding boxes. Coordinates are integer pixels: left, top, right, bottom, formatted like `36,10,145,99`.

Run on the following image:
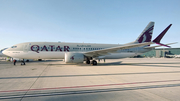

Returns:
156,43,171,48
144,42,177,49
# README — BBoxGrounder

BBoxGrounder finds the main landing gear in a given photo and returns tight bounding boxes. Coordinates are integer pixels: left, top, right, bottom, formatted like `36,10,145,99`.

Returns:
85,57,97,66
91,60,97,65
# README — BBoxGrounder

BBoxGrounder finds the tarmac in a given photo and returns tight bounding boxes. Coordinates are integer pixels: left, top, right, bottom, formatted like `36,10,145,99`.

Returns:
0,58,180,101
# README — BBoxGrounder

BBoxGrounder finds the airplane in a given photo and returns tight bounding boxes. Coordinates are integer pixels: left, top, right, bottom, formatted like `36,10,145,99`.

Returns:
2,22,174,65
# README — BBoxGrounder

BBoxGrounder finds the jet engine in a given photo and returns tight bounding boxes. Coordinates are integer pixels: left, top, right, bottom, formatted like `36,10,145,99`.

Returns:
65,52,85,63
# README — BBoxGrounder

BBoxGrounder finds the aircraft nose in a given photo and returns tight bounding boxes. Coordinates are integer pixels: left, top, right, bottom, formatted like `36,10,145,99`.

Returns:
2,50,8,56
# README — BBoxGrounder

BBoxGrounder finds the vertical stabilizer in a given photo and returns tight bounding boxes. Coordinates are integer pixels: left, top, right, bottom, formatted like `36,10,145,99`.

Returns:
135,22,154,43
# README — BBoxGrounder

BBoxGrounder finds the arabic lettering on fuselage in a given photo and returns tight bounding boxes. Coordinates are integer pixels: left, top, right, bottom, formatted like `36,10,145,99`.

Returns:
31,45,69,53
77,45,91,47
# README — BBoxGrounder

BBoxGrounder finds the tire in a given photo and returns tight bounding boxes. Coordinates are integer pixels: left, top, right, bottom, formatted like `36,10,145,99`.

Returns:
38,59,42,61
91,60,97,65
86,60,90,64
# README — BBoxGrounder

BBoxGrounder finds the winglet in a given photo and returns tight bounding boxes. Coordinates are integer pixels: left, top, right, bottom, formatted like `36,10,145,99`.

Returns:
153,24,172,43
153,24,172,47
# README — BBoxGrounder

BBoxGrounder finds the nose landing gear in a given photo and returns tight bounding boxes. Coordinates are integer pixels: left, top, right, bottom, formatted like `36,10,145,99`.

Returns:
86,60,90,64
21,59,26,65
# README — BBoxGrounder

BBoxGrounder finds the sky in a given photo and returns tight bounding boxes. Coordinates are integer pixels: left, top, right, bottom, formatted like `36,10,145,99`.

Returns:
0,0,180,49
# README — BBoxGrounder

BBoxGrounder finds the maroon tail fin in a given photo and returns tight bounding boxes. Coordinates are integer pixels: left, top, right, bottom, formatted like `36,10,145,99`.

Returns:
135,22,154,43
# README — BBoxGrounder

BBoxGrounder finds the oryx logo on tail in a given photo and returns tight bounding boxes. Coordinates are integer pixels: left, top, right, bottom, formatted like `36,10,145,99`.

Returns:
142,34,147,42
135,22,154,43
138,25,154,43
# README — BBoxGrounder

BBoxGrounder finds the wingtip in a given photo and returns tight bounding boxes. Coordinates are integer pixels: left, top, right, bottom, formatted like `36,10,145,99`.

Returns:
153,24,172,43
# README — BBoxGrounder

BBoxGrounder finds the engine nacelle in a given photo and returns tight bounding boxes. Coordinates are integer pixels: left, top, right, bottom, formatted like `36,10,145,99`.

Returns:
65,52,84,63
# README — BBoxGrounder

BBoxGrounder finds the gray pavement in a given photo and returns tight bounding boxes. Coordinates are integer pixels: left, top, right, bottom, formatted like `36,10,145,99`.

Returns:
0,58,180,101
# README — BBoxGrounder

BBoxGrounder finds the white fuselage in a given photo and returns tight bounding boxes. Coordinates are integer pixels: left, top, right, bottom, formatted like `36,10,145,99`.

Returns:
2,42,150,59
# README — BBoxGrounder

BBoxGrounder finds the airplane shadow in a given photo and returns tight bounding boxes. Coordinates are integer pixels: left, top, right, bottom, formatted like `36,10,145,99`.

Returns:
25,62,180,68
1,71,180,79
95,61,123,66
27,60,63,63
119,62,180,68
20,60,180,68
90,61,180,68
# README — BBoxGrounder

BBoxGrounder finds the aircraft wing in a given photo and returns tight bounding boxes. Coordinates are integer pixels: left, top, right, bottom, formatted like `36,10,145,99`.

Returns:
84,42,153,57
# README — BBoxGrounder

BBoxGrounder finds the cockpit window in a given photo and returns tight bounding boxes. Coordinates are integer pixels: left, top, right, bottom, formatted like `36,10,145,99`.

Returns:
0,48,7,52
11,46,17,48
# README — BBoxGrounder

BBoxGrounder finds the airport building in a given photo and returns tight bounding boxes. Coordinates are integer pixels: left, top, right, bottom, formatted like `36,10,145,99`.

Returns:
141,48,180,58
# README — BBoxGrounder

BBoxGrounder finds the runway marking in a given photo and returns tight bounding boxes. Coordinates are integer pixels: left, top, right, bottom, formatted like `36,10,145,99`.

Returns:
1,79,180,93
1,83,180,100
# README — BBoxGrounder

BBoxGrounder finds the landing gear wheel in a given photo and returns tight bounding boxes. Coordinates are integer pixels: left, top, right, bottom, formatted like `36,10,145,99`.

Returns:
86,60,90,64
21,60,26,65
91,60,97,66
